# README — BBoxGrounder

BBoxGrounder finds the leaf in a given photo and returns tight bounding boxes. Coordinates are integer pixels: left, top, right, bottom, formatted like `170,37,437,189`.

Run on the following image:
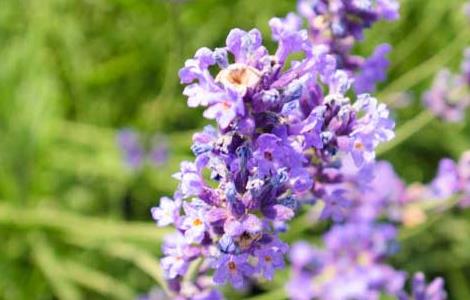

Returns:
0,203,171,243
29,233,82,300
63,260,135,300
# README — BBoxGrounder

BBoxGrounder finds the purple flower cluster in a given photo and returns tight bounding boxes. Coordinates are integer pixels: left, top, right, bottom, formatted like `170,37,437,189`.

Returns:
409,151,470,210
398,272,447,300
151,9,396,296
284,148,468,299
423,49,470,122
117,129,168,170
285,153,460,299
338,149,470,228
297,0,399,93
287,223,405,300
145,1,469,299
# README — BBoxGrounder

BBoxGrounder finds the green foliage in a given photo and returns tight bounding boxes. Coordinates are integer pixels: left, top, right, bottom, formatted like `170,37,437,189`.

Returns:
0,0,469,299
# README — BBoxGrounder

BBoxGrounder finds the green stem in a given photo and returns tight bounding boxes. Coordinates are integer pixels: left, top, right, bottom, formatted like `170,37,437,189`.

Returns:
379,30,469,100
246,288,286,300
447,269,470,300
184,257,204,284
65,237,172,296
0,203,171,243
398,195,461,241
63,260,135,300
390,0,461,70
377,110,434,156
29,233,82,300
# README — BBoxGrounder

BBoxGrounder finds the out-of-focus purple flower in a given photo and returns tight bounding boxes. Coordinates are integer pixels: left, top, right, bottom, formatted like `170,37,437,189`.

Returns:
117,129,144,169
377,0,401,20
427,159,460,199
458,151,470,207
150,135,169,166
424,49,470,122
398,272,447,300
423,70,470,122
287,223,406,300
320,189,351,222
354,44,392,93
347,161,406,222
117,129,169,169
462,47,470,84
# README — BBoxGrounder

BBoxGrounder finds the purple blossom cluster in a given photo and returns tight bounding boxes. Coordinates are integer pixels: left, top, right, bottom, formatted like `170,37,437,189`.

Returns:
398,272,447,300
423,49,470,122
117,129,168,170
297,0,399,93
145,1,470,299
287,227,448,300
284,149,470,299
342,149,470,227
151,7,397,297
287,223,405,300
284,155,460,300
396,151,470,219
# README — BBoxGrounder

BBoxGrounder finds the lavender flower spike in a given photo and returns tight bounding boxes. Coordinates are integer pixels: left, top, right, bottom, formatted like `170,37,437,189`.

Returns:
152,6,396,298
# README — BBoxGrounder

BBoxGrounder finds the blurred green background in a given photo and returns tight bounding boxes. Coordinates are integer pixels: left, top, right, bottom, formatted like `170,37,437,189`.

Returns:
1,0,470,299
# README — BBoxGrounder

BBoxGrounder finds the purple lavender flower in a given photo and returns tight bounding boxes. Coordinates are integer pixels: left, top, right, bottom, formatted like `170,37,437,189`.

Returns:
150,135,169,166
427,159,460,199
398,272,447,300
117,129,144,169
423,50,470,122
462,47,470,84
160,233,193,279
287,223,406,300
296,0,399,92
213,254,254,289
181,201,210,244
423,70,470,122
151,197,181,227
223,214,262,240
253,246,285,280
297,0,399,41
117,129,169,169
154,5,396,297
172,161,205,198
354,43,392,93
458,151,470,207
